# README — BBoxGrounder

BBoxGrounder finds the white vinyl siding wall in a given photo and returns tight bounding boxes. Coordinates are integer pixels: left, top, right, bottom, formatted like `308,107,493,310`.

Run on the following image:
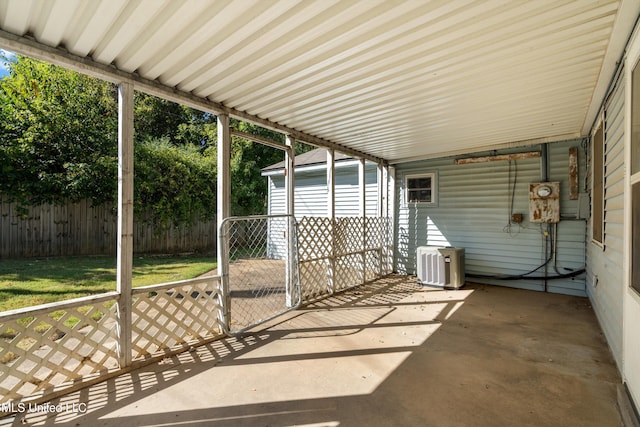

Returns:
267,163,379,218
395,140,587,296
586,71,625,369
547,142,589,295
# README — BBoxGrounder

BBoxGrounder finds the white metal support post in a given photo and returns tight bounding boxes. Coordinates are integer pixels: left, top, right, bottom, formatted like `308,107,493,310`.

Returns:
359,158,366,217
377,162,385,276
217,114,231,332
359,158,367,284
327,149,336,293
388,166,396,273
285,135,295,218
285,135,296,307
327,149,336,220
116,81,134,367
378,162,385,217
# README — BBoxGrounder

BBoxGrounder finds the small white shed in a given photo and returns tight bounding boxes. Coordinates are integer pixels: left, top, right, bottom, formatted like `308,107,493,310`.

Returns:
261,148,380,218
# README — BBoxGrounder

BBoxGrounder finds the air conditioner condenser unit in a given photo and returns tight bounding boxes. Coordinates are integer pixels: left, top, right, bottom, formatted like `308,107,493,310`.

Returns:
416,246,465,289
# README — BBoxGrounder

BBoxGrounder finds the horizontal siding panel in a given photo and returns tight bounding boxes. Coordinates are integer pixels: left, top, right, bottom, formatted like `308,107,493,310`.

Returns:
605,222,625,237
606,192,625,211
556,219,587,236
549,279,585,290
605,165,624,187
606,146,625,172
465,263,545,276
606,132,625,159
605,209,624,224
435,234,541,247
607,78,625,116
606,106,624,143
471,278,544,292
585,69,625,369
268,164,379,218
269,178,286,215
606,160,625,186
464,247,543,261
396,142,586,296
440,170,541,185
606,121,624,151
548,282,586,296
607,124,625,148
398,223,539,238
604,233,625,254
596,252,623,272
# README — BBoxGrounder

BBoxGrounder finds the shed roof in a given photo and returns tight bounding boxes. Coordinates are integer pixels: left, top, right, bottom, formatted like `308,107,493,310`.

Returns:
0,1,638,163
262,148,353,173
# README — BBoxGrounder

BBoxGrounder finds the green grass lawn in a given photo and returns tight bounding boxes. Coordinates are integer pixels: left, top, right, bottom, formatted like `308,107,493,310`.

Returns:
0,255,217,312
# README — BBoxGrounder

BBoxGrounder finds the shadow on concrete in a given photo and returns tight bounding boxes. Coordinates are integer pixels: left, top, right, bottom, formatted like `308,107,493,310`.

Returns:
2,275,622,427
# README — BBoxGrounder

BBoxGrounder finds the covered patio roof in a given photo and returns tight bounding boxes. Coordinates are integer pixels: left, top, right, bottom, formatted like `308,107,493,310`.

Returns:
1,0,638,163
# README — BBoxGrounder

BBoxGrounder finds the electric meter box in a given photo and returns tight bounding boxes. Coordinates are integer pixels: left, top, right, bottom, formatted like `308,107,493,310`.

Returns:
529,182,560,223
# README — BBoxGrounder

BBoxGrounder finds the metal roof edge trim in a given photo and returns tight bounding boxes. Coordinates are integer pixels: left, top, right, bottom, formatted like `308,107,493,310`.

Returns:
389,132,582,165
581,0,640,135
0,30,385,165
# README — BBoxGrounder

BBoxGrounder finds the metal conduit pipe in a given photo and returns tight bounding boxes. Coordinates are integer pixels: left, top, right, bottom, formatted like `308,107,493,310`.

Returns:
541,143,550,292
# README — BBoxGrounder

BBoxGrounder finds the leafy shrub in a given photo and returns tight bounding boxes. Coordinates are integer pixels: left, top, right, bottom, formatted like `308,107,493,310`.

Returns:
134,139,217,227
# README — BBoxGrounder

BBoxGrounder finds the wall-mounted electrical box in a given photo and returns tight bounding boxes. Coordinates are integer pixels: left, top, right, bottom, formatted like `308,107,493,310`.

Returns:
576,192,590,220
529,182,560,223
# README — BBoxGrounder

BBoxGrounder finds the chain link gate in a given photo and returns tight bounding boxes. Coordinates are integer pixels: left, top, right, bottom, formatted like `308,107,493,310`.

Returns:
218,215,300,335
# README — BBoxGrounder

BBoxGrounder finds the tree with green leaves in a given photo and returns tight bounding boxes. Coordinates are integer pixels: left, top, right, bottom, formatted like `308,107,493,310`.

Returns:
0,55,118,207
134,138,216,226
0,54,311,225
0,55,218,226
229,119,313,215
134,92,217,147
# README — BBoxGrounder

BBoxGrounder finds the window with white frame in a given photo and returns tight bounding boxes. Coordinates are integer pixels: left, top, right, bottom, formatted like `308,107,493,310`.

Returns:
405,173,437,205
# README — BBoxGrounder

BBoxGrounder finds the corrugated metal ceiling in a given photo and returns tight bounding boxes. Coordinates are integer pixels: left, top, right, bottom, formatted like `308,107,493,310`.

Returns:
0,0,638,163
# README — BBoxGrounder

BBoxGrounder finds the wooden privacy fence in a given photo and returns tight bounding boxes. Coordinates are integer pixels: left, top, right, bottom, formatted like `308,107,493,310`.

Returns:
0,198,216,258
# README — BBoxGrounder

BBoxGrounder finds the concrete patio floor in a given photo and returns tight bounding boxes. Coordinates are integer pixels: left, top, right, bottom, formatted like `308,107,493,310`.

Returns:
1,275,623,426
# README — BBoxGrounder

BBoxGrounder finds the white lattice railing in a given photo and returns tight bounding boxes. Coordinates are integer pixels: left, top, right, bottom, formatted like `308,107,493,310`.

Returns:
1,275,223,410
1,215,390,409
0,292,120,406
297,216,392,304
131,276,223,360
220,215,299,335
297,216,333,302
